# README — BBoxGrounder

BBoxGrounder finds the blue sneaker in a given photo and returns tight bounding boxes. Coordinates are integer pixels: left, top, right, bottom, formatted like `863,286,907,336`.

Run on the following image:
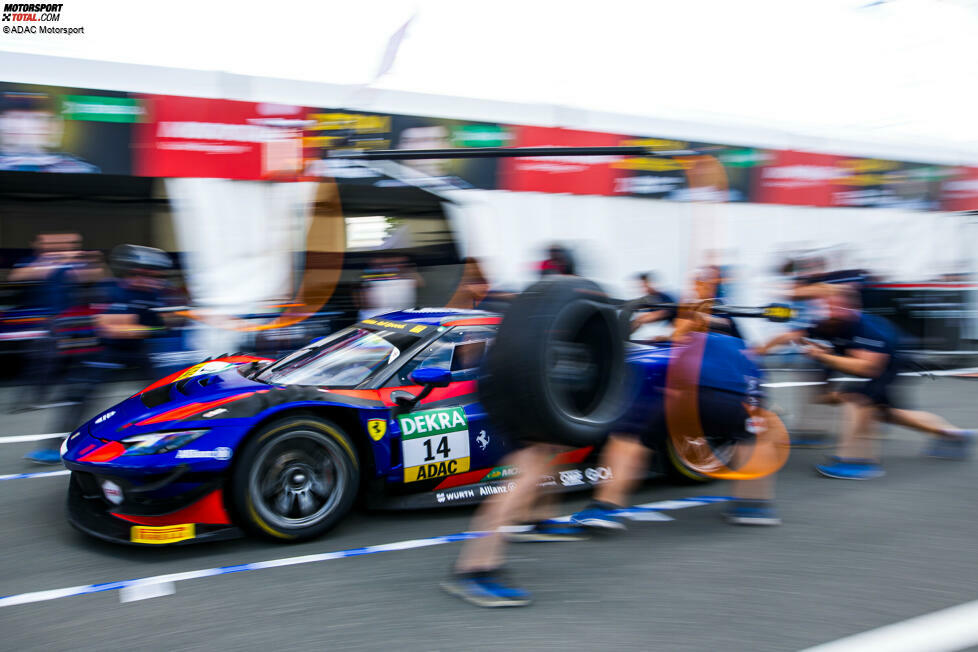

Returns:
506,520,588,542
815,458,885,480
924,431,976,460
570,502,627,530
23,448,63,465
723,500,781,526
441,571,531,607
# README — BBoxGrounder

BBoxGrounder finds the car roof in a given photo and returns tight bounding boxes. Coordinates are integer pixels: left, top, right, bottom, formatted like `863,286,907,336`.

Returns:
373,308,500,326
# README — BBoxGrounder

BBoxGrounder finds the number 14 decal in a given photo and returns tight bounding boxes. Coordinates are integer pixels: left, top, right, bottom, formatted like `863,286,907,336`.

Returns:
423,436,451,461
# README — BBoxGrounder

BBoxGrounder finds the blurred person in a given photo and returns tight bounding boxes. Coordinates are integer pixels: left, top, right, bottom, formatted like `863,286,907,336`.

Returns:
25,245,174,464
538,244,577,277
442,441,585,607
358,255,423,320
0,91,99,173
628,271,678,334
446,257,491,309
9,233,105,411
755,285,975,479
570,306,781,530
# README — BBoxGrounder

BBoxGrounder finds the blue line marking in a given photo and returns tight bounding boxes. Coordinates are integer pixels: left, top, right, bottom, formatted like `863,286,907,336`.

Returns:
0,497,731,608
0,469,69,482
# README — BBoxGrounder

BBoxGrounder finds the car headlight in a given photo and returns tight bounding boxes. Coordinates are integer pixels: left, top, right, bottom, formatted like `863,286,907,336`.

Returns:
121,430,208,456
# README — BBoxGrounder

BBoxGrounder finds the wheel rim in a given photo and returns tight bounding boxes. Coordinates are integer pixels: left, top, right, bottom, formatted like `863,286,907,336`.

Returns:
248,429,349,530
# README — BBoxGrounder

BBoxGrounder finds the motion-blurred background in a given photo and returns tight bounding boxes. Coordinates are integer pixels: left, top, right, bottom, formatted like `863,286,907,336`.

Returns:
0,0,976,398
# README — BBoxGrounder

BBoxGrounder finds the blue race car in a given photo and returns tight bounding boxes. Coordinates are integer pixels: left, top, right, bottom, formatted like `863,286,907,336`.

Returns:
62,307,754,546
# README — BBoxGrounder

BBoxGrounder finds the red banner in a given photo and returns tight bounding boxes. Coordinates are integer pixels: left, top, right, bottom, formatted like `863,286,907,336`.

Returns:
940,167,978,211
134,96,306,180
500,126,624,195
752,150,842,207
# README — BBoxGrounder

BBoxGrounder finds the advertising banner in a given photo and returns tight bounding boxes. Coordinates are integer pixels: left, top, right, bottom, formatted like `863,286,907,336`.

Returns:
752,150,843,207
0,82,141,175
831,158,946,209
940,166,978,212
389,115,510,189
501,126,623,195
301,109,392,181
134,95,306,180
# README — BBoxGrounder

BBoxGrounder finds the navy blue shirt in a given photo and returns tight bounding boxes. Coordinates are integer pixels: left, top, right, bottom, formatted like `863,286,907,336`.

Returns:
808,313,899,380
683,331,764,398
98,280,167,351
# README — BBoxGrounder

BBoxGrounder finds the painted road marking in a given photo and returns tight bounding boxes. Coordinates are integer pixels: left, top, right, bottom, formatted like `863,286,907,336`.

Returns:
800,598,978,652
0,496,730,608
119,581,176,604
763,368,978,389
0,469,69,482
0,432,67,444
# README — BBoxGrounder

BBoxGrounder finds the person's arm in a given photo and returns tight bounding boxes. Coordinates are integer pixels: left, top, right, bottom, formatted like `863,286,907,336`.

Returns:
788,282,834,301
806,346,887,378
7,256,58,282
629,309,670,332
753,329,805,355
95,313,154,339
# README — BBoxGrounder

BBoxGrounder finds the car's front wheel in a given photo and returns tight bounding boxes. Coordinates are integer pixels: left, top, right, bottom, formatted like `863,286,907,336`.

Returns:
231,416,359,542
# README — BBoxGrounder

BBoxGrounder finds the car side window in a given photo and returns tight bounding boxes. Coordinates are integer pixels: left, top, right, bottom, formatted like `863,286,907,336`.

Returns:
390,326,495,385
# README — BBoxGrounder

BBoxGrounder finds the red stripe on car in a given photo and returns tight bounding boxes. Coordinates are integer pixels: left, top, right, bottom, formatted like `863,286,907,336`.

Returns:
434,468,491,490
550,446,594,466
134,392,254,426
112,489,231,526
78,441,126,463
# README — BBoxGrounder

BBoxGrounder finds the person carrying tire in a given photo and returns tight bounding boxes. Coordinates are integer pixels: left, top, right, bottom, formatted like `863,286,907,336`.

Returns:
570,302,782,529
441,276,627,607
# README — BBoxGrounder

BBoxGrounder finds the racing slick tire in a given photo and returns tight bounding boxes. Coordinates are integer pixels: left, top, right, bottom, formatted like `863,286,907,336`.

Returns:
230,416,360,542
482,275,627,447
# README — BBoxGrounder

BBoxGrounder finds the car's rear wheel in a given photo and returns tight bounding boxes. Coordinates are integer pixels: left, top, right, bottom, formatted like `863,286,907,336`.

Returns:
231,416,359,542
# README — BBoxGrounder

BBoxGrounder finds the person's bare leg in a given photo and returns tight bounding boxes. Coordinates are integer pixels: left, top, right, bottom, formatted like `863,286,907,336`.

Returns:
732,441,775,501
885,408,960,437
455,444,555,573
590,434,651,507
836,394,880,460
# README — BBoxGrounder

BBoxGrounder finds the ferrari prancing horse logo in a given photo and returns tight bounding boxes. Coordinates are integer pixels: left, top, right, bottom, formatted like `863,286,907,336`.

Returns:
367,419,387,441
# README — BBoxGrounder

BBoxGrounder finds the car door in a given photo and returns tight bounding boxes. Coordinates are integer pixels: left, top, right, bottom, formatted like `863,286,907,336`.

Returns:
385,325,505,487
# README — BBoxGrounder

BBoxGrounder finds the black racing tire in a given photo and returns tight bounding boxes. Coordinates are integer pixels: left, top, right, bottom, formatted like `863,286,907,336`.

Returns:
230,416,359,542
481,276,627,447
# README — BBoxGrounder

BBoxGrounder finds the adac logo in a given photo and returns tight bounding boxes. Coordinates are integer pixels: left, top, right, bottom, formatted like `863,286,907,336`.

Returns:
367,419,387,441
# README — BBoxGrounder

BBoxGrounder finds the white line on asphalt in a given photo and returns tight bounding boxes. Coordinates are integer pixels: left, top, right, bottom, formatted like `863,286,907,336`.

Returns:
0,432,67,444
0,470,69,481
799,598,978,652
0,496,730,608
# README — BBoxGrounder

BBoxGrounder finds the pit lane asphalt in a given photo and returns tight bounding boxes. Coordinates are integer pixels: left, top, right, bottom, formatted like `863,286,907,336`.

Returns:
1,374,976,651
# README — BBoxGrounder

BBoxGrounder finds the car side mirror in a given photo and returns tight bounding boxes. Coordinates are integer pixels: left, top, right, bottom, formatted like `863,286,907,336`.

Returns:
394,368,452,415
410,367,452,388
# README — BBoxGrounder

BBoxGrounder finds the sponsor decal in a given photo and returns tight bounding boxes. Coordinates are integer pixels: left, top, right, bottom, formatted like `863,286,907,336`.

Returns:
130,523,195,545
174,361,235,382
559,469,586,487
485,465,518,481
367,419,387,441
175,447,232,461
476,430,489,451
202,408,228,418
436,488,475,503
101,480,123,505
358,318,429,333
94,410,115,424
399,407,470,482
584,466,613,484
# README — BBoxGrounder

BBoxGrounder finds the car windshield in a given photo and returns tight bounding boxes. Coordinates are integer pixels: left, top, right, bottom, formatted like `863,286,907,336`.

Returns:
253,326,424,387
